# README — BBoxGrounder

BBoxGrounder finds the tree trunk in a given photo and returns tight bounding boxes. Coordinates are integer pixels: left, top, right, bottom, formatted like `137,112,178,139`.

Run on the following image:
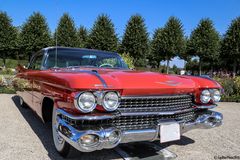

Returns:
2,52,6,68
17,51,19,64
166,59,170,74
233,59,237,78
210,65,213,77
3,58,6,68
28,54,31,62
183,60,186,70
157,61,160,69
199,58,202,76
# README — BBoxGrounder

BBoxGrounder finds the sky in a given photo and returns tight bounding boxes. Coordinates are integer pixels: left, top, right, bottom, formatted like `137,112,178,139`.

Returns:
1,0,240,68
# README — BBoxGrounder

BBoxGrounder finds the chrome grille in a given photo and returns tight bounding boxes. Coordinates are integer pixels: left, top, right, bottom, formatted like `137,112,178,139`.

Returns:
70,111,196,131
119,94,193,113
107,111,196,130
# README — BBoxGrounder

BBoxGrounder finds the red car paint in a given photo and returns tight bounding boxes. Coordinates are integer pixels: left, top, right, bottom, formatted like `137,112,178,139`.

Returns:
16,66,222,120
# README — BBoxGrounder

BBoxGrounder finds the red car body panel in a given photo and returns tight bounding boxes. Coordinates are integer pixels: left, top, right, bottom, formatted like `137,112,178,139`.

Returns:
16,67,222,120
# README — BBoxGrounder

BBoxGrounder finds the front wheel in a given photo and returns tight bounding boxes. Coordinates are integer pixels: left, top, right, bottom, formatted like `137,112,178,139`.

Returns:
52,107,70,157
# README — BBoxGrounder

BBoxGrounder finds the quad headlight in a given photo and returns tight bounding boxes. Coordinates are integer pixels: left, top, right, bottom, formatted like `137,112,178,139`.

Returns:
200,89,211,104
75,92,96,113
102,92,120,111
200,89,221,104
211,89,221,102
74,91,120,113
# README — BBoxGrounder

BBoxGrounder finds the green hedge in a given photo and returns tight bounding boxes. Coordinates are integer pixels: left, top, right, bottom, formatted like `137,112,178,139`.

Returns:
0,86,16,94
0,58,28,69
214,76,240,102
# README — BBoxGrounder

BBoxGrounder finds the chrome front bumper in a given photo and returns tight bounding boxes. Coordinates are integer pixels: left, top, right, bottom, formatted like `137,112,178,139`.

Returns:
55,109,223,152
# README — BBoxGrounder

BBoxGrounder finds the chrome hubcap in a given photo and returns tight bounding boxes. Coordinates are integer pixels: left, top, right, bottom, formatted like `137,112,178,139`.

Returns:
54,125,64,144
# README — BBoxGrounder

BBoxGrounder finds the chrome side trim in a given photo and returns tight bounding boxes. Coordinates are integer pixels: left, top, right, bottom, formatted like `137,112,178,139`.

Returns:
36,80,75,91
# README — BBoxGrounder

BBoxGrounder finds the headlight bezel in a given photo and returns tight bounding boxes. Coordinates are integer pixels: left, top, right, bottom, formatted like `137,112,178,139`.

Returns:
74,91,121,113
102,91,120,111
211,89,221,102
200,89,211,104
74,91,97,113
200,89,221,104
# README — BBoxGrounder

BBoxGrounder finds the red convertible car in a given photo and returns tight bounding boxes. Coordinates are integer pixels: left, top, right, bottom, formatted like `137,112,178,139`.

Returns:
15,47,223,157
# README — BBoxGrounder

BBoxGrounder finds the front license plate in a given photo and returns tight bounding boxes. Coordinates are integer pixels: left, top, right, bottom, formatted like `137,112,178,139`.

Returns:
160,122,180,143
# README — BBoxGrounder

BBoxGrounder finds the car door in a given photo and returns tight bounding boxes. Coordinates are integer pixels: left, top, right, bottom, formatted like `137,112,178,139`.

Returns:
27,51,45,112
16,70,33,108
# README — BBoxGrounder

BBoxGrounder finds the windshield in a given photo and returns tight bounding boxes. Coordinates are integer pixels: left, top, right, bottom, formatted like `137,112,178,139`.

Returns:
44,48,129,69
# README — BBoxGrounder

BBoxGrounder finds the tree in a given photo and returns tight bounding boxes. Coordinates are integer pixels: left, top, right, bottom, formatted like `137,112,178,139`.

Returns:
12,27,21,62
77,26,88,48
87,14,118,51
54,13,78,47
150,28,164,68
0,12,18,67
172,64,179,74
20,12,51,60
185,59,199,75
180,36,191,60
160,16,185,73
221,17,240,75
187,18,220,75
120,15,149,67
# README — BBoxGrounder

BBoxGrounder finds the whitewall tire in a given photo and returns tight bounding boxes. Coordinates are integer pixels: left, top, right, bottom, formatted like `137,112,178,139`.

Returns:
52,107,70,157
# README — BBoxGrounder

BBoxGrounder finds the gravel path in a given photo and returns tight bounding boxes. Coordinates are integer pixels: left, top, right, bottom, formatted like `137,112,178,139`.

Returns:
0,94,239,160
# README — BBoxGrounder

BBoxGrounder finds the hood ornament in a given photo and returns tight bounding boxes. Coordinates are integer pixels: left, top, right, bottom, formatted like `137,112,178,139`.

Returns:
156,80,182,86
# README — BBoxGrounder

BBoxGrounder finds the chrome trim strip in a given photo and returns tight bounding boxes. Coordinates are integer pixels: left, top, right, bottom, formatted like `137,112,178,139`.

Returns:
35,80,74,91
57,109,119,120
87,71,108,88
193,104,217,109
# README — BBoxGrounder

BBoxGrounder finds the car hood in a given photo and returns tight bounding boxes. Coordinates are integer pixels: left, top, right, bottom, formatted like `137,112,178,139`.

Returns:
35,68,221,96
